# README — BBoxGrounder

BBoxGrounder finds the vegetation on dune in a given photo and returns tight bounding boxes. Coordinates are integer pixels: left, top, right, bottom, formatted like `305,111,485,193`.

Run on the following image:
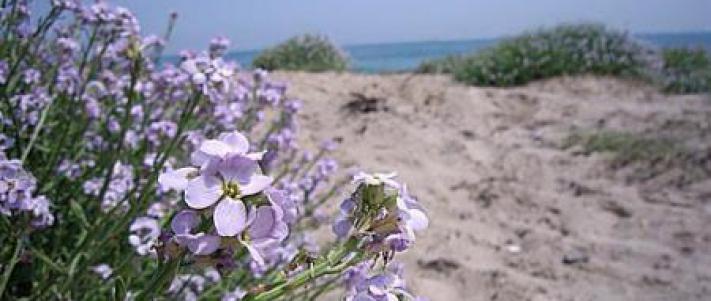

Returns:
417,23,711,94
415,54,464,74
563,130,711,183
660,48,711,93
252,34,349,72
563,131,683,165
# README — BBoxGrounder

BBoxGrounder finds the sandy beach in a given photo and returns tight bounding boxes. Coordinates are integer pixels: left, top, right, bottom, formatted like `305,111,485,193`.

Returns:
274,72,711,301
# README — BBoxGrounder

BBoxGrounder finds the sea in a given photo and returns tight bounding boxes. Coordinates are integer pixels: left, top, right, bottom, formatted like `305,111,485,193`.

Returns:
215,32,711,73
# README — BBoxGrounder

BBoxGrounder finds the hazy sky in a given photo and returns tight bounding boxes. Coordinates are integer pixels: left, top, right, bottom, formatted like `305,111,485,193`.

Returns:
107,0,711,53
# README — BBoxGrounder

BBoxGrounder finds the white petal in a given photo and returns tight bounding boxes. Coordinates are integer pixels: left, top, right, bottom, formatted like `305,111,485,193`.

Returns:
187,233,221,255
213,198,247,237
158,167,197,191
245,151,266,161
240,175,272,196
242,240,265,266
199,140,231,158
219,132,249,154
180,60,198,74
185,175,222,209
407,208,429,231
192,73,207,85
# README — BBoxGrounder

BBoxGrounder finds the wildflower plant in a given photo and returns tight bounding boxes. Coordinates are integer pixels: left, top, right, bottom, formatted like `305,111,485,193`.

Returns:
252,34,349,72
659,47,711,94
417,24,672,87
0,1,426,300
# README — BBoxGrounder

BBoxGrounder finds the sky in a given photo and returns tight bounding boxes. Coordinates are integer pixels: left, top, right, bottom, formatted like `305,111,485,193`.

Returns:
105,0,711,54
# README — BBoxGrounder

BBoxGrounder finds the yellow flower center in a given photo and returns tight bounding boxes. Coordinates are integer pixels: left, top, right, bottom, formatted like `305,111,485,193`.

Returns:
222,181,241,199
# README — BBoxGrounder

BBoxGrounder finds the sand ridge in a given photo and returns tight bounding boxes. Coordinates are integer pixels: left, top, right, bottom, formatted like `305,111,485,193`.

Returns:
274,72,711,301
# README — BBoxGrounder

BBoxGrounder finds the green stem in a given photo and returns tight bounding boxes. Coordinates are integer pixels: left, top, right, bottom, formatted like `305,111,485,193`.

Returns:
20,100,51,162
245,238,363,301
0,237,23,298
135,258,182,301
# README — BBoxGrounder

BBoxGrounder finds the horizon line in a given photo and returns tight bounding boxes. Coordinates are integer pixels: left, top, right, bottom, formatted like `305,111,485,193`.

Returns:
162,29,711,56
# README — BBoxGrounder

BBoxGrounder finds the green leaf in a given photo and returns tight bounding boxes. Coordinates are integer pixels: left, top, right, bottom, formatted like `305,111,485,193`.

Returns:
28,245,66,274
70,200,91,229
113,277,126,301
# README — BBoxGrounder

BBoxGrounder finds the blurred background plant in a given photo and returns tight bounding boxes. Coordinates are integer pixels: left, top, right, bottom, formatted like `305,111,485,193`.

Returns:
417,23,711,93
252,34,349,72
659,47,711,93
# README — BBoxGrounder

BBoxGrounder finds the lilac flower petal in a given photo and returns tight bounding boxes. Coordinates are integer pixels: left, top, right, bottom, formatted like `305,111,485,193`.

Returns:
353,293,377,301
333,217,352,238
267,189,297,223
213,198,247,237
340,198,356,213
242,241,265,266
199,140,232,158
187,233,221,255
249,206,277,239
406,208,428,231
158,167,196,191
171,210,199,234
190,150,209,167
185,175,222,209
245,204,258,225
240,175,272,196
218,155,257,183
245,151,266,161
191,150,220,174
220,131,249,154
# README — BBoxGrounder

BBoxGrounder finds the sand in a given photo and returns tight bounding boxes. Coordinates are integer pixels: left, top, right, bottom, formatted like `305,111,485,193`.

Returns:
273,71,711,301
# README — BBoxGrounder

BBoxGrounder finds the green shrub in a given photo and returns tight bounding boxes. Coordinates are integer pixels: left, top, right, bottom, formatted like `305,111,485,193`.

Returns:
563,131,681,164
418,24,657,87
456,24,655,86
660,48,711,93
415,55,465,74
252,34,349,72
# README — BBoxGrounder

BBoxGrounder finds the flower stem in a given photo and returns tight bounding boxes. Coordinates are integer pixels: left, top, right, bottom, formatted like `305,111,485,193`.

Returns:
20,99,51,163
0,237,23,298
244,238,363,301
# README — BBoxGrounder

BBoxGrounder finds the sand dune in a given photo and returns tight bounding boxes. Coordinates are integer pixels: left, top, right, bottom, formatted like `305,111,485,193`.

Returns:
274,72,711,301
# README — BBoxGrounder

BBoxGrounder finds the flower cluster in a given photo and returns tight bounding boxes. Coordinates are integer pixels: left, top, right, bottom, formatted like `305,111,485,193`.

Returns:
334,172,428,256
159,131,288,266
343,261,422,301
0,1,428,300
0,153,54,228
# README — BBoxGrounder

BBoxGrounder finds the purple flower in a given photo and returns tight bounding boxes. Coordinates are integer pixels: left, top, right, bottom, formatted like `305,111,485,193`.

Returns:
352,172,399,188
335,173,428,254
90,264,113,280
0,154,54,228
397,185,429,232
240,192,289,266
170,210,221,256
222,287,246,301
0,60,8,84
266,188,297,224
344,263,417,301
209,36,230,58
129,216,160,256
185,155,271,236
158,167,198,191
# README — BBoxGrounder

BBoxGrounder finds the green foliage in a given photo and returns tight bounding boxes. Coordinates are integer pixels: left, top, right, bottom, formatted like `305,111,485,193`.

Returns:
430,24,655,86
417,24,711,94
252,34,349,72
660,48,711,93
415,55,465,74
563,131,683,164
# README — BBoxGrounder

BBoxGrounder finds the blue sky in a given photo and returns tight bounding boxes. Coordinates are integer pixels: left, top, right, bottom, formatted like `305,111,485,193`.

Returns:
107,0,711,53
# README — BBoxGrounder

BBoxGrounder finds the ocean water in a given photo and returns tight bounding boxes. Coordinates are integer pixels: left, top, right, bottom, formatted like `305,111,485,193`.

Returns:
211,32,711,73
